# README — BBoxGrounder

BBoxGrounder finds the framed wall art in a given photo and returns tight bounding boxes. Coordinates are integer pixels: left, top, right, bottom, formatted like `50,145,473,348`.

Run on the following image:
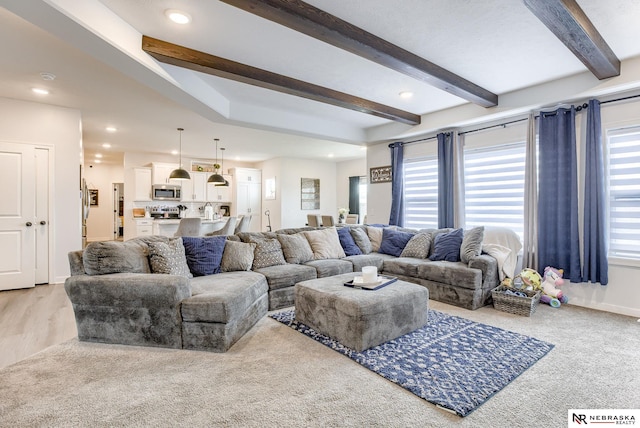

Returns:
370,166,392,183
89,189,99,206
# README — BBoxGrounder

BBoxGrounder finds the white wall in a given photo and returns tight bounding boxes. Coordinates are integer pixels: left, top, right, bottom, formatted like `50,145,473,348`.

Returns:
366,143,393,224
259,158,283,232
0,97,82,283
84,162,124,242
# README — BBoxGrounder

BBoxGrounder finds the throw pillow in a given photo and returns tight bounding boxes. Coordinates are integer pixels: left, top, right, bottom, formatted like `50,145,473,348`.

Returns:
251,238,287,269
350,227,372,254
429,228,464,262
337,227,362,256
366,226,384,252
148,238,191,278
220,241,256,272
303,227,346,260
400,232,432,259
83,240,153,275
277,233,315,264
378,227,414,257
460,226,485,264
181,236,227,276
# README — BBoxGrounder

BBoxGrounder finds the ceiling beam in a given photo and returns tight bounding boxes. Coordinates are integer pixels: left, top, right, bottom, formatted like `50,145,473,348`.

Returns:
219,0,498,108
523,0,620,80
142,36,421,126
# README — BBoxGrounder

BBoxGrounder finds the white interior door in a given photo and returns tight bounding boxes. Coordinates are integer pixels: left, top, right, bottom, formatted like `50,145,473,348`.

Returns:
0,142,36,290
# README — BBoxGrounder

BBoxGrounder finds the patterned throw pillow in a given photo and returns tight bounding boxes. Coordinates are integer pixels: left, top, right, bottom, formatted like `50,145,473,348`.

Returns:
220,241,256,272
460,226,485,264
277,233,315,264
148,238,192,278
350,227,372,254
378,227,414,257
251,238,287,270
337,227,362,256
303,227,346,260
400,232,433,259
429,228,464,262
181,236,227,276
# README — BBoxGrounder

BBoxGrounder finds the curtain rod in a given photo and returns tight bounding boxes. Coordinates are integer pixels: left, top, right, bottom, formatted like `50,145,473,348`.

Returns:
396,92,640,144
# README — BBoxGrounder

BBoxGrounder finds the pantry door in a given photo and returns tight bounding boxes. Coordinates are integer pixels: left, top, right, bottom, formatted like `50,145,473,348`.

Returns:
0,142,36,290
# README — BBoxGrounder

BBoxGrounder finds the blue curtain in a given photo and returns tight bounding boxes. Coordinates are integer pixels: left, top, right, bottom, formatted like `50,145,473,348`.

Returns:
537,107,582,282
437,132,454,228
583,99,609,285
389,142,404,226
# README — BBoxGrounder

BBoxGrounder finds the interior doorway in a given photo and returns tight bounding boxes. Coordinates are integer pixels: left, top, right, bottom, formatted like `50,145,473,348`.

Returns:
113,183,124,241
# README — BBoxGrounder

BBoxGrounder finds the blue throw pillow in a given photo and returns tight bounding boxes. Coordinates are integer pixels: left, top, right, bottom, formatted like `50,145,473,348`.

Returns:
378,228,414,257
337,227,362,256
181,236,227,276
429,228,463,262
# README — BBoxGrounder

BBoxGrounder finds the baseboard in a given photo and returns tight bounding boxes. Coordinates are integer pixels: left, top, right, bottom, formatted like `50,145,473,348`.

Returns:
568,301,640,318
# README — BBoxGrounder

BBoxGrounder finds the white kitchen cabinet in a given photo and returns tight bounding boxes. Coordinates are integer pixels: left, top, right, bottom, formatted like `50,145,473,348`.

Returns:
135,219,153,237
207,174,232,203
152,162,179,184
230,168,261,232
133,167,152,201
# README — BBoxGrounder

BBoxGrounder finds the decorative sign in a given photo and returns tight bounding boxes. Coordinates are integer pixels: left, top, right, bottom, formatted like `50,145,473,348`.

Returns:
370,166,392,183
89,189,99,206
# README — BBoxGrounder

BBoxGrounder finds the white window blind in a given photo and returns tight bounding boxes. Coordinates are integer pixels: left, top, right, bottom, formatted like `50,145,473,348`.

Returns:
608,128,640,259
403,157,438,229
464,142,526,239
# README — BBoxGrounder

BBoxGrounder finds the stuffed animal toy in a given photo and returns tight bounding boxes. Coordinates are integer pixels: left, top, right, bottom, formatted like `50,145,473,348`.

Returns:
540,266,569,308
514,268,542,291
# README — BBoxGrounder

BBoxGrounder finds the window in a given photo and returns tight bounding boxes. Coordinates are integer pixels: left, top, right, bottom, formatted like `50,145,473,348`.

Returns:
607,127,640,260
464,142,526,239
358,176,367,222
403,157,438,229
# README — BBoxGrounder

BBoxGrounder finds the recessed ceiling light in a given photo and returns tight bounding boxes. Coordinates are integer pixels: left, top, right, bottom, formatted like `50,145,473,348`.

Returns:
105,126,117,132
94,159,102,164
171,150,179,155
399,91,413,99
95,153,103,158
102,143,111,149
165,9,191,24
32,88,49,95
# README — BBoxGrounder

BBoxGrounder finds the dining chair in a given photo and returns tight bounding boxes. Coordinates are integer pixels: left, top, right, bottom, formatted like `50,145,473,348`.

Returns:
173,218,201,237
321,215,335,227
307,214,321,227
234,215,252,233
345,214,359,224
206,216,237,236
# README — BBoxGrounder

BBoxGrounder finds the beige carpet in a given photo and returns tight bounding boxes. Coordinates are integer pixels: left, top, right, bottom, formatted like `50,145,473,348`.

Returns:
1,300,638,427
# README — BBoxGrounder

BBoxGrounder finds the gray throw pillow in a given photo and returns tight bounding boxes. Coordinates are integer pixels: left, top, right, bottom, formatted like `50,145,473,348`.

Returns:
303,227,346,260
83,240,151,275
221,241,256,272
277,233,314,264
400,232,432,259
350,227,372,254
251,238,287,269
366,226,384,252
460,226,485,263
148,238,192,278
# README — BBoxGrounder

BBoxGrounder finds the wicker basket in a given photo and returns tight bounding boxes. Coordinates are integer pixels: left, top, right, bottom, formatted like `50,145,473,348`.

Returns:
492,286,541,317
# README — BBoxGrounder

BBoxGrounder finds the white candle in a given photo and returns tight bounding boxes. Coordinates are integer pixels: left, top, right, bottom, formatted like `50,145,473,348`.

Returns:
362,266,377,283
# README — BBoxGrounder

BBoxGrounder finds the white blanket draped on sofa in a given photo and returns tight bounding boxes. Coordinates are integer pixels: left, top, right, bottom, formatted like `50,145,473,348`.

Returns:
481,227,523,281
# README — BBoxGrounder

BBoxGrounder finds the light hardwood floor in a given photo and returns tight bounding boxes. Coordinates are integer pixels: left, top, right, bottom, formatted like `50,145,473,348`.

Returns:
0,283,77,370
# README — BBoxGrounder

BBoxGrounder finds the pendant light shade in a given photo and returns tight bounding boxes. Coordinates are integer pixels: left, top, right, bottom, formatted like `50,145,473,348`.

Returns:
169,127,191,180
215,147,229,187
208,138,226,183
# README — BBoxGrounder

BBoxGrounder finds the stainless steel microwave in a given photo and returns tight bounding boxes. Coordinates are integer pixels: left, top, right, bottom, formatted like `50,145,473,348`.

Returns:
152,184,182,201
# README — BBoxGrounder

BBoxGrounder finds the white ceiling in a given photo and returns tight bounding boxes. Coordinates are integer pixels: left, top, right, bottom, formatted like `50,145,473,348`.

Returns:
2,0,640,165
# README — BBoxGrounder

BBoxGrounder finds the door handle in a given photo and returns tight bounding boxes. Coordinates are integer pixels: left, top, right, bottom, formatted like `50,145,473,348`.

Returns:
26,222,33,227
40,220,47,225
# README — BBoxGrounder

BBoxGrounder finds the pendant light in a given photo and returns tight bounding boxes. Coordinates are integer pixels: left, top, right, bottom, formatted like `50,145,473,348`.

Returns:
215,147,229,187
169,127,191,180
207,138,225,183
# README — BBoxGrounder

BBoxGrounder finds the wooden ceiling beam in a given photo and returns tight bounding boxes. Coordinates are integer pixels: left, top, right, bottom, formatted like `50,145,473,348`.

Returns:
142,36,421,126
219,0,498,107
523,0,620,79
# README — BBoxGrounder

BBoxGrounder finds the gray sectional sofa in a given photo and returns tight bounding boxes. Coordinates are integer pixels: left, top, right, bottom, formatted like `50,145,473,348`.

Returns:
64,225,500,353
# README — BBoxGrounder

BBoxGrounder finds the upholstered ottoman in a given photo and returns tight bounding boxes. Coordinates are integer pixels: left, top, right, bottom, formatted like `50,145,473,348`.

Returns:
294,272,429,351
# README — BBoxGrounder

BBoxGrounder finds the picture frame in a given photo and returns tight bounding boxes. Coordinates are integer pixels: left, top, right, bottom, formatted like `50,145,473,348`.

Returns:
370,166,392,183
301,178,320,210
89,189,99,206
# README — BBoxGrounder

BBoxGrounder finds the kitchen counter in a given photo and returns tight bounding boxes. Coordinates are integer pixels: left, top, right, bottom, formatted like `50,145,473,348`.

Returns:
134,217,228,237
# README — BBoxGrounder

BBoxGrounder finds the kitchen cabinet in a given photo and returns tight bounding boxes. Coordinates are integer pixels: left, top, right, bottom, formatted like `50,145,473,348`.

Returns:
135,219,153,237
207,174,232,203
230,168,261,232
152,162,179,184
133,167,152,201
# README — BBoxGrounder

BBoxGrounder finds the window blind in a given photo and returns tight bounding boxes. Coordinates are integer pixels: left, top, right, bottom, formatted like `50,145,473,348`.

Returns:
403,157,438,229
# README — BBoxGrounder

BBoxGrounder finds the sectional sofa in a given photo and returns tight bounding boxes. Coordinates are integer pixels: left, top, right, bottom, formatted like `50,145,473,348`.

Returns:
64,225,501,352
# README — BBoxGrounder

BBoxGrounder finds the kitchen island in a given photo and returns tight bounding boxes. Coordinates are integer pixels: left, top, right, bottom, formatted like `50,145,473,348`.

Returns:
134,218,228,237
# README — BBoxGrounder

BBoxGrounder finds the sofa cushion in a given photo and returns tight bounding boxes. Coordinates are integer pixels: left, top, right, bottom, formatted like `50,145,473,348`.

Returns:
305,259,353,278
366,226,384,252
182,236,227,276
400,232,432,259
251,238,287,270
82,240,152,275
303,227,346,260
460,226,485,263
183,271,268,323
378,228,414,257
383,257,428,278
253,263,317,291
342,254,385,272
277,233,314,264
220,241,256,272
350,227,372,254
416,261,482,290
429,228,464,262
148,238,192,278
337,227,362,256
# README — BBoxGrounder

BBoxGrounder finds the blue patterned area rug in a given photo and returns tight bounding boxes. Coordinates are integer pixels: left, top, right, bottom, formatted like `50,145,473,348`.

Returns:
269,309,554,417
